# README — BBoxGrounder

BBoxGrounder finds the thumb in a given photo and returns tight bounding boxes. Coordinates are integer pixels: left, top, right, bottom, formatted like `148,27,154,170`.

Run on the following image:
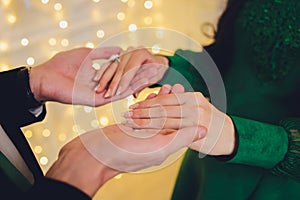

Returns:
163,126,207,155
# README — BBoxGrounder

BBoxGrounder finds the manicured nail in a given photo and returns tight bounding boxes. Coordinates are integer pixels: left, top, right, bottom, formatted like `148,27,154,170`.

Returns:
104,89,111,98
129,103,139,109
123,111,133,118
198,127,207,139
94,84,100,92
133,92,139,98
116,86,122,96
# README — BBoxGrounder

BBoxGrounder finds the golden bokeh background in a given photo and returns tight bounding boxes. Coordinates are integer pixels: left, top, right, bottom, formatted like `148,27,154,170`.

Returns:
0,0,227,199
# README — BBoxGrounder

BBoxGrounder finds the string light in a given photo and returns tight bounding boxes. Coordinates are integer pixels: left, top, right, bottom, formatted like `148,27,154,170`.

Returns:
26,57,35,65
128,23,137,32
117,12,126,21
84,106,93,113
34,146,43,154
40,156,48,165
24,130,33,139
42,129,51,137
85,42,95,48
54,3,63,11
40,0,49,4
96,30,105,38
61,38,69,47
7,14,16,24
0,41,8,51
2,0,11,7
151,45,160,54
48,38,57,46
59,20,68,29
21,38,29,46
92,0,101,3
144,0,153,9
99,116,109,126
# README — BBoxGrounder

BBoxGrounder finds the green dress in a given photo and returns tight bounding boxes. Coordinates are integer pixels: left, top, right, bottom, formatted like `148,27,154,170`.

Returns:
161,0,300,199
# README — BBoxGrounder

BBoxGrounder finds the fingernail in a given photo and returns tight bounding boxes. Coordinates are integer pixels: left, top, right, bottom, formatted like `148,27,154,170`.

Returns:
104,89,111,98
94,84,99,92
133,92,139,98
123,111,133,118
198,127,207,139
129,103,139,109
116,87,122,96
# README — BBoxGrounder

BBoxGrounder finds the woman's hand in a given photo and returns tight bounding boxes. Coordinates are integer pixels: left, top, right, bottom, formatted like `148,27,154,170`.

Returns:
93,47,169,99
122,88,235,156
29,46,123,106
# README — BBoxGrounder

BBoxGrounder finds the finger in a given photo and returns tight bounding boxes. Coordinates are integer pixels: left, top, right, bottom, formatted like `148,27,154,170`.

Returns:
158,84,172,95
104,48,133,98
143,84,171,100
130,63,160,84
88,46,122,60
93,62,112,93
170,84,185,94
129,93,184,109
97,62,119,96
122,118,197,130
130,92,203,109
123,105,185,119
116,48,153,95
162,126,207,155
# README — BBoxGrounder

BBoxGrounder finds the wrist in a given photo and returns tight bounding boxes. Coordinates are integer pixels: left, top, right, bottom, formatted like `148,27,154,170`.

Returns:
28,66,43,102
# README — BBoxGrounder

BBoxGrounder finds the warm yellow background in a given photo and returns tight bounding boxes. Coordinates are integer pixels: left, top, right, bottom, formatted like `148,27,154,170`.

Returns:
0,0,227,199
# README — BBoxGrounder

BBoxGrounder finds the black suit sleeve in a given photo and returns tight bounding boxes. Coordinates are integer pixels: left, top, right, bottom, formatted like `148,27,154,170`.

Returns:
27,178,91,200
0,67,46,127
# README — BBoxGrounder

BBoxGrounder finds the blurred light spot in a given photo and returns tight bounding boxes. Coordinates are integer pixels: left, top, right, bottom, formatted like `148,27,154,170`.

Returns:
85,42,94,48
99,117,109,126
42,129,51,137
7,14,16,24
0,41,8,51
59,20,68,29
24,130,33,138
121,0,128,3
96,30,105,38
26,57,35,65
40,156,48,165
151,45,160,54
128,24,137,32
117,12,125,21
144,0,153,9
58,134,67,142
93,0,101,2
49,38,57,46
72,125,80,132
84,106,93,113
34,146,43,154
2,0,11,6
21,38,29,46
61,38,69,47
41,0,49,4
54,3,62,11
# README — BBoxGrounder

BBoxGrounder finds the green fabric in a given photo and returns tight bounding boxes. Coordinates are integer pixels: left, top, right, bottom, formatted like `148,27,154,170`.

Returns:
229,116,288,168
169,0,300,199
0,152,32,191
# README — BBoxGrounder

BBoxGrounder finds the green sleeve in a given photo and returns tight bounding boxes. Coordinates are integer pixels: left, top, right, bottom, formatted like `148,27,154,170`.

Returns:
228,117,300,182
158,50,209,95
228,116,288,168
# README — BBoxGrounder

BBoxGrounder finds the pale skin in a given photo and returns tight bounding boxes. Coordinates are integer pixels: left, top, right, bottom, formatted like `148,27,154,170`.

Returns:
100,47,236,156
28,47,207,198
